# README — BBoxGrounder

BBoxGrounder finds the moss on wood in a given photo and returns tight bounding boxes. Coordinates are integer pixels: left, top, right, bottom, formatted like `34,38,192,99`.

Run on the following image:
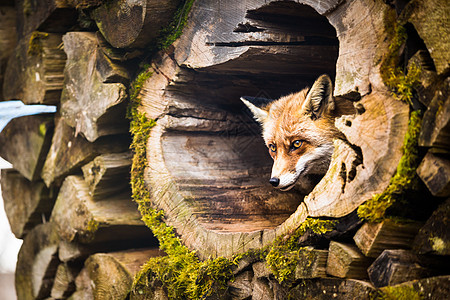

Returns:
28,32,49,56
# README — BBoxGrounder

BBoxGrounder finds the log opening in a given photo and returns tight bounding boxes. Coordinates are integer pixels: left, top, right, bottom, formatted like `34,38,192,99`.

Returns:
149,2,339,234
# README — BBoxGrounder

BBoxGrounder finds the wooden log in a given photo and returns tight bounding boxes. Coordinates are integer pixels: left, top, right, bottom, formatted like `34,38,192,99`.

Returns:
229,270,253,300
294,248,328,279
50,263,78,299
50,175,156,245
378,275,450,299
413,198,450,256
135,0,413,259
58,240,91,263
0,169,52,238
402,0,450,75
91,0,180,49
0,5,17,99
419,77,450,151
71,268,93,300
15,0,77,39
60,32,129,142
82,248,163,300
41,117,129,187
0,114,54,181
81,152,132,199
367,249,436,287
15,223,61,300
326,241,373,280
353,219,423,258
287,278,375,300
417,152,450,197
2,32,66,104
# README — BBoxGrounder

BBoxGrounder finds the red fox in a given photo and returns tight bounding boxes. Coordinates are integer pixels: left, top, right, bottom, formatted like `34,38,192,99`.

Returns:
241,75,355,193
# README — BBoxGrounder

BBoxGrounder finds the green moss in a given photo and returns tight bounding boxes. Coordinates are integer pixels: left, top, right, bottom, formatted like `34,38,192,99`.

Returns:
358,111,422,222
86,219,99,233
39,123,47,137
375,285,423,300
28,32,49,56
379,10,421,105
265,219,335,283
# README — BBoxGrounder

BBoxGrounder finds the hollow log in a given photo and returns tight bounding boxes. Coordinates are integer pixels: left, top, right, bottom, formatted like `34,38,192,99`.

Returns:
15,223,61,300
0,5,17,99
326,241,373,280
60,32,129,142
417,152,450,197
413,198,450,256
50,175,156,245
91,0,180,49
367,249,439,288
15,0,77,39
81,152,132,199
0,114,54,181
138,0,411,258
2,32,66,104
81,248,163,300
50,263,78,299
0,169,52,238
41,117,129,187
353,219,423,258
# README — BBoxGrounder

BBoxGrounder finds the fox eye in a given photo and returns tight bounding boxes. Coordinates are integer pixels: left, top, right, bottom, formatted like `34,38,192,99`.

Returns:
291,140,303,150
269,144,277,152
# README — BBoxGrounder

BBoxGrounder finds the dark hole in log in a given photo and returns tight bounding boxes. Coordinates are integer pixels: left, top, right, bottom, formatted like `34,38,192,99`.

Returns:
161,2,339,232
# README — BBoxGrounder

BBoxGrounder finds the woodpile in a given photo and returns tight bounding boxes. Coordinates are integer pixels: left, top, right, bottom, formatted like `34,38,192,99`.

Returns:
0,0,448,299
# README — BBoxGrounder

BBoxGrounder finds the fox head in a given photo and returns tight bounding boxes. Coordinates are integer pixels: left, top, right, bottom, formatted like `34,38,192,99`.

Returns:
241,74,344,193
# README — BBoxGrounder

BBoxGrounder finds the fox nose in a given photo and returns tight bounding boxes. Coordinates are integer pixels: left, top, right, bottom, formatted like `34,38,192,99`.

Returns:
269,177,280,187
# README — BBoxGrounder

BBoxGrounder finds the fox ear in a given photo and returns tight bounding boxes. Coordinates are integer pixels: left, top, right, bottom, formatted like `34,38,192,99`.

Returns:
240,96,271,124
303,74,335,120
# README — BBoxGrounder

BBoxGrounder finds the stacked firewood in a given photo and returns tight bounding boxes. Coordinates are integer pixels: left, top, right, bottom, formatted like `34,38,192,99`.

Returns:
0,0,448,299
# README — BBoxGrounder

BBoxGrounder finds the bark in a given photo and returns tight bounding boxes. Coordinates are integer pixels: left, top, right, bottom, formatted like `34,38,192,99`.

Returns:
1,169,52,238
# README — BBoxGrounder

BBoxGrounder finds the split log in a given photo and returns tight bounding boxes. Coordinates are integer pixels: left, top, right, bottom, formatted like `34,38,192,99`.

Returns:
81,248,163,300
0,5,17,99
91,0,180,49
41,117,129,187
287,278,375,300
15,223,61,300
81,152,132,199
50,175,156,245
419,77,450,152
402,0,450,75
326,241,373,279
353,219,423,258
413,198,450,255
367,249,439,287
138,0,411,258
50,263,78,299
0,169,52,238
417,152,450,197
0,114,54,181
2,32,66,104
294,248,328,279
60,32,129,142
71,268,93,300
58,240,92,263
15,0,77,38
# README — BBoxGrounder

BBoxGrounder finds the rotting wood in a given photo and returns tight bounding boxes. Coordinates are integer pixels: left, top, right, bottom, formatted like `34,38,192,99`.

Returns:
417,152,450,197
41,117,129,187
2,32,66,104
1,169,52,238
0,5,17,99
50,262,78,299
413,198,450,256
91,0,180,49
326,241,373,279
353,219,423,258
15,223,61,300
60,32,129,142
81,152,132,199
50,175,156,245
0,114,54,181
82,248,163,300
367,249,437,287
